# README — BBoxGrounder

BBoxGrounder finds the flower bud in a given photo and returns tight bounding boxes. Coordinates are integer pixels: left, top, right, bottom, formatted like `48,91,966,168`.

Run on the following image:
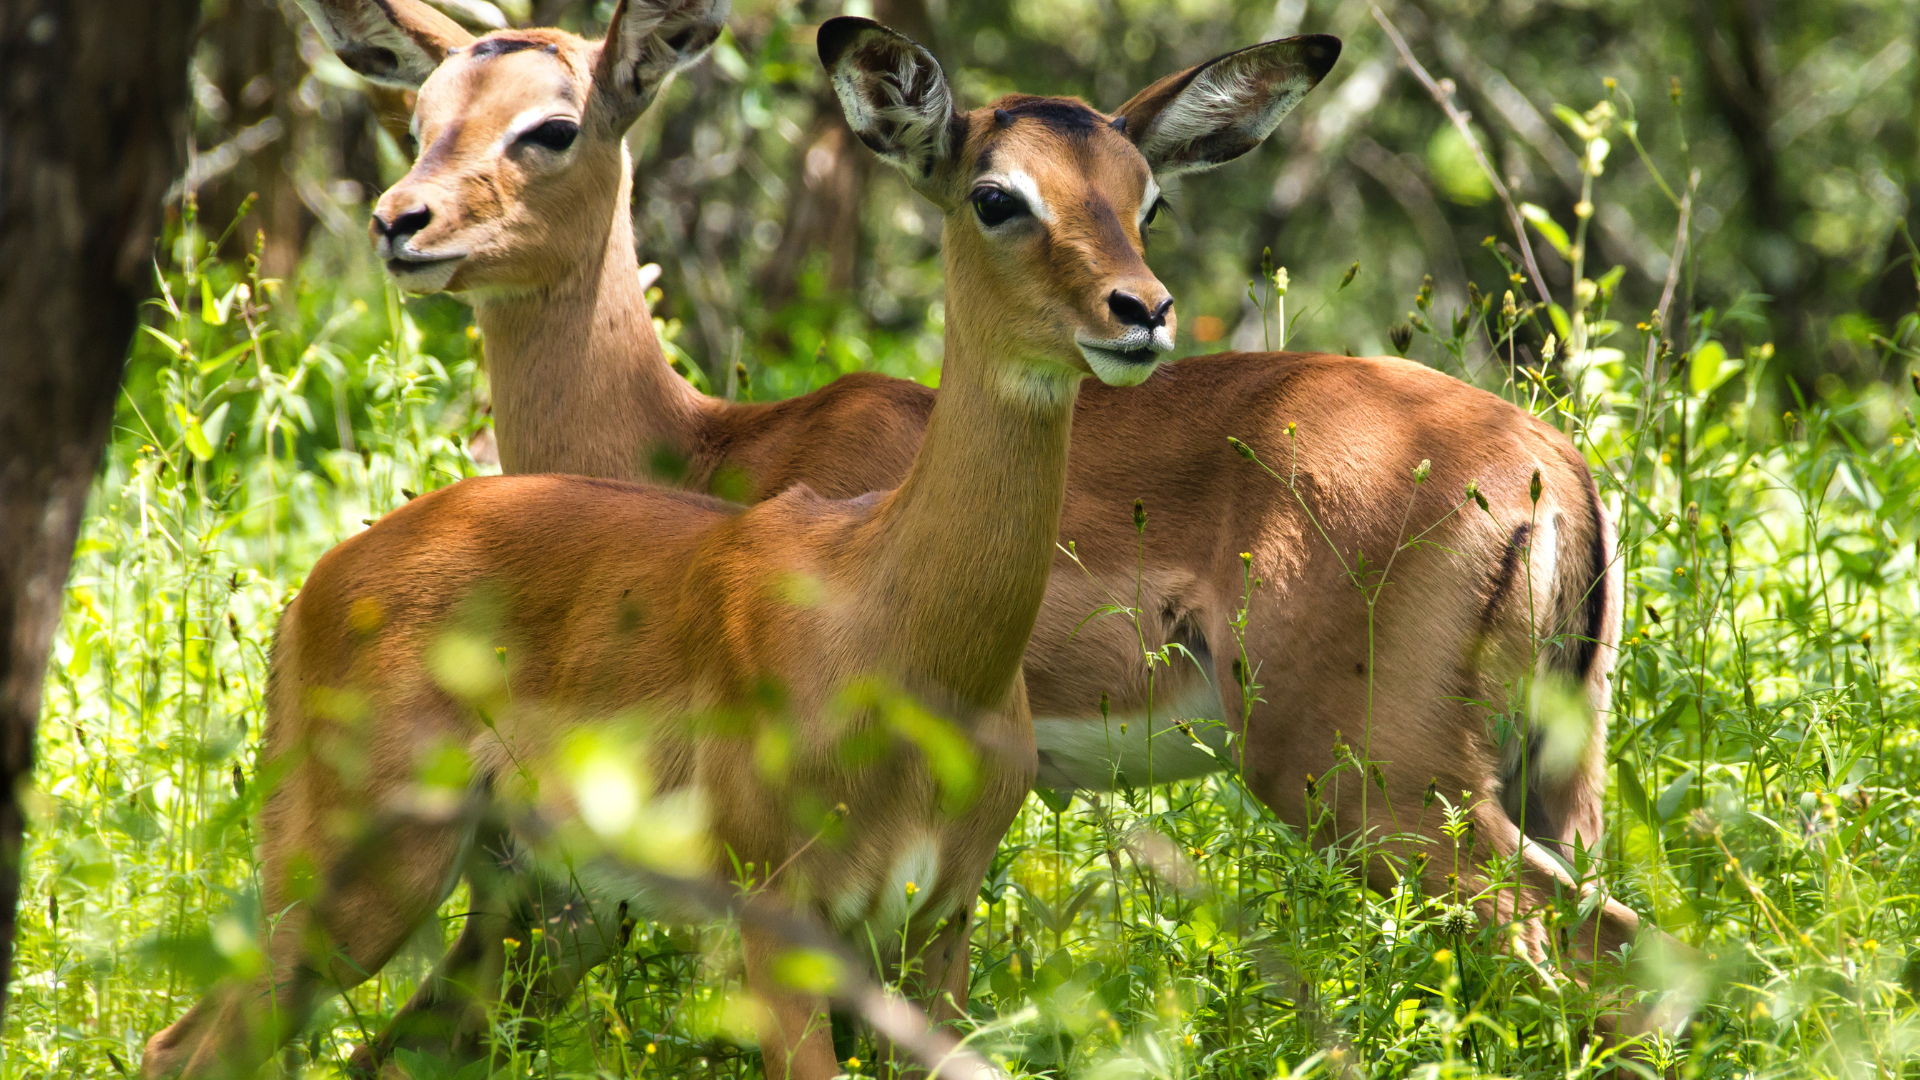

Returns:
1339,262,1359,290
1389,324,1413,355
1529,469,1543,505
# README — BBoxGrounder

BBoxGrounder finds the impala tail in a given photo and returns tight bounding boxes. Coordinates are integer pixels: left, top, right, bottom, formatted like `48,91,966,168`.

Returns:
1503,446,1622,856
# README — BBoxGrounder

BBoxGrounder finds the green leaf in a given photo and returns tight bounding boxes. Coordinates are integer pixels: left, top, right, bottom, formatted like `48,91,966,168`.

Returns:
65,629,93,678
1548,303,1572,342
1655,768,1695,823
199,337,257,374
199,278,226,326
1688,340,1740,395
141,324,189,359
1033,786,1073,813
1840,796,1897,851
172,402,214,461
1520,203,1572,258
1552,102,1596,141
1616,760,1653,824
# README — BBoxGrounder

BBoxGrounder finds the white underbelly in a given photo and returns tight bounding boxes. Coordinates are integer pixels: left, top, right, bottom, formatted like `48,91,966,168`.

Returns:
1033,683,1231,791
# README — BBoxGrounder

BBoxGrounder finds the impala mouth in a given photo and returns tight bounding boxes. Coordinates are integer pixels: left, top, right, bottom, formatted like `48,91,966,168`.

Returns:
1077,327,1175,386
383,252,466,292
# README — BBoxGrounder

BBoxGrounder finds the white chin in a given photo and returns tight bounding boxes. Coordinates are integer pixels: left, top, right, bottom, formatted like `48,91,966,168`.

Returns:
386,259,464,293
1079,343,1165,387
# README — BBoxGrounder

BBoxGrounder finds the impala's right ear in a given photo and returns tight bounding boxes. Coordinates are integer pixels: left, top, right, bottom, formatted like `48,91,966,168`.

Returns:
292,0,474,89
818,17,955,191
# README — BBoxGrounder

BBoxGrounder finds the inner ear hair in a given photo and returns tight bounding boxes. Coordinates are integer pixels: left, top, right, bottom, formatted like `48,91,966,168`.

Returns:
1116,34,1341,176
593,0,729,121
818,17,955,182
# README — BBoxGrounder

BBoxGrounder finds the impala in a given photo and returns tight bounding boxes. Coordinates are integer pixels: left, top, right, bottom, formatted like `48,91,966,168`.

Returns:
135,1,1262,1075
281,0,1635,1065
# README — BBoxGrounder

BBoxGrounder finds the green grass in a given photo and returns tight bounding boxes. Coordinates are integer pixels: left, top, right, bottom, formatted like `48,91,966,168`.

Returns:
7,136,1920,1080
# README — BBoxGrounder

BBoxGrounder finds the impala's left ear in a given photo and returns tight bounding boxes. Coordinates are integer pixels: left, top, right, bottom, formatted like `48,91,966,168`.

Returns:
591,0,730,132
1116,34,1341,176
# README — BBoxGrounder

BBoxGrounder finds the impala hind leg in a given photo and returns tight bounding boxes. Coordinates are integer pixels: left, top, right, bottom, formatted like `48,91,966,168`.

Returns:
345,839,519,1077
142,814,471,1079
744,925,840,1080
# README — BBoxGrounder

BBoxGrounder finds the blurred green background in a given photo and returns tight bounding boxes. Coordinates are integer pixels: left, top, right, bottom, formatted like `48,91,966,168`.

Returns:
179,0,1919,413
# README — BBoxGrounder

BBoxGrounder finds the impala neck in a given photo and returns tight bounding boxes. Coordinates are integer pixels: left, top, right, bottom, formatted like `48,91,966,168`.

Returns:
470,146,702,479
857,239,1080,714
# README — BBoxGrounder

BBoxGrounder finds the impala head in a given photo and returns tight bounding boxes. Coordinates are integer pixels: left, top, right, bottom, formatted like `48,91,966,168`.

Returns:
819,18,1337,388
293,0,727,294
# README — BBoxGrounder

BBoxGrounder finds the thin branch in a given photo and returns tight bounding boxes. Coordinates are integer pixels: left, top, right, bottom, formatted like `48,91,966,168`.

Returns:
1641,175,1697,388
1371,6,1554,306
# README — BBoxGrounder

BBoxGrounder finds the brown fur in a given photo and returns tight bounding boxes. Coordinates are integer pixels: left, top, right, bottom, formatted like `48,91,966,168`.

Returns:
147,4,1641,1075
140,4,1191,1078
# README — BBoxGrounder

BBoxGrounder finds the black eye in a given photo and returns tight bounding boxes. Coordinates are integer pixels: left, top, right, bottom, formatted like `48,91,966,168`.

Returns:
971,187,1028,228
1143,198,1166,228
518,118,579,152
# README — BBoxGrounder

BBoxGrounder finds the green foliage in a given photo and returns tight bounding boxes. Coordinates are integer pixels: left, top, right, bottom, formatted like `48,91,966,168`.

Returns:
8,0,1920,1077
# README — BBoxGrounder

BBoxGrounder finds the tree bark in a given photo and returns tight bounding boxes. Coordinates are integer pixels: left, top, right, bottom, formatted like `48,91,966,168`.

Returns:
0,0,198,1019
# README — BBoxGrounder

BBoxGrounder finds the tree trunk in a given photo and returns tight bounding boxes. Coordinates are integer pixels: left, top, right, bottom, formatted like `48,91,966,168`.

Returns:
0,0,198,1018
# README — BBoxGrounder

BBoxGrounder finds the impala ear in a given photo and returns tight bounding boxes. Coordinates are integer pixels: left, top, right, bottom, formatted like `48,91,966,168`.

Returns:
292,0,474,89
818,17,955,189
592,0,730,131
1116,34,1341,176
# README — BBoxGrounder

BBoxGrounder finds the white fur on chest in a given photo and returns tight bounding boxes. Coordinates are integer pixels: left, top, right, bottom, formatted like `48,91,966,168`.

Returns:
826,829,949,934
1034,682,1230,791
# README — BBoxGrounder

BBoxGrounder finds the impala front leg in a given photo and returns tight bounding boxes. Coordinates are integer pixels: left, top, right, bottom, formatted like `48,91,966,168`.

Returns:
873,911,976,1080
743,926,841,1080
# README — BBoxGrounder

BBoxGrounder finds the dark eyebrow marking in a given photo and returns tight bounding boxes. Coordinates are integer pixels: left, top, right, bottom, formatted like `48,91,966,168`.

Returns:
470,36,554,60
989,95,1105,137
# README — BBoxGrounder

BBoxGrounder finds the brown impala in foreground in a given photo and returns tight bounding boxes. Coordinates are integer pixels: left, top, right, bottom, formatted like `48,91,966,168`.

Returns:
133,0,1327,1074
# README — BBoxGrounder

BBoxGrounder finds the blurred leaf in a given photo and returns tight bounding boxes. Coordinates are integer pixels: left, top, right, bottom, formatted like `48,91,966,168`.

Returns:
1033,786,1073,813
1520,204,1572,259
171,402,214,461
1688,340,1741,395
1426,126,1493,205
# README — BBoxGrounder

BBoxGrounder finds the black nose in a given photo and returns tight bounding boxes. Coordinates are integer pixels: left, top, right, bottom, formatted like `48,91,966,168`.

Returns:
373,205,433,240
1108,290,1173,330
